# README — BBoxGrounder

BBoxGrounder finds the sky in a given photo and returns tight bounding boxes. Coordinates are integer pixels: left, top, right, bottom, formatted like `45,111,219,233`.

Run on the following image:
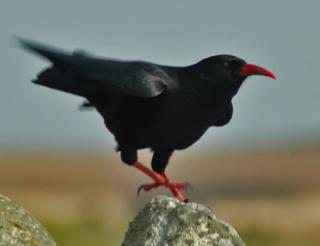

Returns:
0,1,319,153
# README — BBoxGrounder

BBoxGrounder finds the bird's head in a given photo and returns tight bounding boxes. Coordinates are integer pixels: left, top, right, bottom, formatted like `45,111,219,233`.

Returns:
197,55,275,94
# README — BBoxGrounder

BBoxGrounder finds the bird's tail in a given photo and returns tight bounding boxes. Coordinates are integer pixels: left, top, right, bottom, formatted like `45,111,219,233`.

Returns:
17,37,73,67
17,37,91,96
32,66,90,96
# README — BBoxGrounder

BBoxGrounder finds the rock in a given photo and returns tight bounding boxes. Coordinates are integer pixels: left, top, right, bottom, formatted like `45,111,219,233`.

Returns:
0,194,56,246
122,196,245,246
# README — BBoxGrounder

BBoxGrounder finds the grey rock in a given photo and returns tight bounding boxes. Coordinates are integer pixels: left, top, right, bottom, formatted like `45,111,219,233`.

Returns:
0,194,56,246
122,196,245,246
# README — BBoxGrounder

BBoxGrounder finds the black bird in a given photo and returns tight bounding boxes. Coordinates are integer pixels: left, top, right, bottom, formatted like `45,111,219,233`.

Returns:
18,38,275,202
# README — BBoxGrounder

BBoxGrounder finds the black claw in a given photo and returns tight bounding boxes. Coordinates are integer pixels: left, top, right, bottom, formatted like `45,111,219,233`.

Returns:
137,185,145,196
185,182,193,193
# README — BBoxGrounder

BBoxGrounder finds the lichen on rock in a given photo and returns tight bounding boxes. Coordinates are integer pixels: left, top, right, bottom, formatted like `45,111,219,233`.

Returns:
0,194,56,246
122,196,245,246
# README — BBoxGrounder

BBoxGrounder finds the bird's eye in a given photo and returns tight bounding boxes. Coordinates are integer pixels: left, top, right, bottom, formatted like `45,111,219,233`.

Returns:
223,61,229,69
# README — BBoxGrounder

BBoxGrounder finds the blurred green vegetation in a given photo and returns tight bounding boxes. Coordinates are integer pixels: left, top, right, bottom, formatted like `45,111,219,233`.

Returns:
241,228,319,246
44,219,125,246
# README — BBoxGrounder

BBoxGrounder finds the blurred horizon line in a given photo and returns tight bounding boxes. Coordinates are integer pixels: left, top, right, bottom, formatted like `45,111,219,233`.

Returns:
1,135,319,156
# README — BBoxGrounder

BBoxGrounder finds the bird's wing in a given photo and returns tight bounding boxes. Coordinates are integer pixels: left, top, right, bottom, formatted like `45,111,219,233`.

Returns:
75,58,172,98
17,37,171,98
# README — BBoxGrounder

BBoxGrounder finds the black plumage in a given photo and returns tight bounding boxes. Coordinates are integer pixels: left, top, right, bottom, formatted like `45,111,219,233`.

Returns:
19,38,275,201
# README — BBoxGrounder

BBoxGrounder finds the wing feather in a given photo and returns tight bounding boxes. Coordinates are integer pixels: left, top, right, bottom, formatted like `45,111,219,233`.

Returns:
76,57,171,98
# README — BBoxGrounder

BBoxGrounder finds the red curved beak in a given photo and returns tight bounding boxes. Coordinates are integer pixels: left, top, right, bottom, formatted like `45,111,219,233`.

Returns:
240,63,276,80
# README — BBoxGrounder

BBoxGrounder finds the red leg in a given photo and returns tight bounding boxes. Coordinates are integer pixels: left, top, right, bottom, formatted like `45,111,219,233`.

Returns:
133,162,190,202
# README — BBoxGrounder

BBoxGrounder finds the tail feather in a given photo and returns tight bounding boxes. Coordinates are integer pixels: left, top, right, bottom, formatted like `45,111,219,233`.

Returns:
33,67,87,96
17,37,73,68
18,37,90,96
18,37,99,97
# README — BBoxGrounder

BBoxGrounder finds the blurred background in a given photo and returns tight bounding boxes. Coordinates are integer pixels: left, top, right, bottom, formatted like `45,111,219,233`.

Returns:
1,1,320,245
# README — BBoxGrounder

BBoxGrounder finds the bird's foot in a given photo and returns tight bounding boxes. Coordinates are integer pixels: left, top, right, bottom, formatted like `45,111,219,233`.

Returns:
133,162,191,203
137,180,192,202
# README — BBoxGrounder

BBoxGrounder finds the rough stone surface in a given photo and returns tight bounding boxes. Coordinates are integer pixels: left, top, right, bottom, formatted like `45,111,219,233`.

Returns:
122,196,245,246
0,194,56,246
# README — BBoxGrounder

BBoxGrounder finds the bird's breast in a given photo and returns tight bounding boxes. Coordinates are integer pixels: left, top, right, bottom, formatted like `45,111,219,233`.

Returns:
100,91,232,150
